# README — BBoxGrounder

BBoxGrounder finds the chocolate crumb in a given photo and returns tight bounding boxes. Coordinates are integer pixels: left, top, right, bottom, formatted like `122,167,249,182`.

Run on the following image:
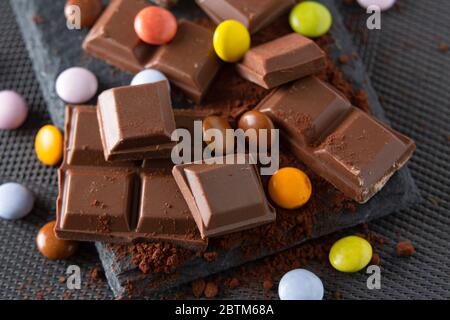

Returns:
191,279,206,298
58,276,66,284
90,266,105,282
339,54,351,64
204,282,219,298
263,279,273,290
396,241,415,257
333,289,342,300
228,277,240,289
203,251,218,262
371,253,381,265
32,14,45,25
438,43,449,53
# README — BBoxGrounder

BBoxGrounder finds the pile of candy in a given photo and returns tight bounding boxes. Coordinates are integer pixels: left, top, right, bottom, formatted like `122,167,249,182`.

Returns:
0,0,403,300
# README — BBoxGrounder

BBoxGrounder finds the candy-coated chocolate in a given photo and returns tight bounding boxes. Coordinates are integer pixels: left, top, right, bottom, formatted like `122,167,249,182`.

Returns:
202,115,234,154
329,235,373,272
0,90,28,130
37,221,78,260
213,20,251,62
55,67,98,104
278,269,324,300
134,6,178,45
289,1,332,38
131,69,170,91
357,0,396,11
268,167,312,209
238,110,275,148
35,125,63,166
64,0,103,28
0,183,34,220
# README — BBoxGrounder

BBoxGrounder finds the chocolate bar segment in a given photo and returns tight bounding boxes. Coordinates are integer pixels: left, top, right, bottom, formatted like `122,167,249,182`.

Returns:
237,33,326,89
196,0,295,34
257,76,416,203
97,82,176,161
56,105,210,249
83,0,154,73
146,20,221,102
172,155,276,238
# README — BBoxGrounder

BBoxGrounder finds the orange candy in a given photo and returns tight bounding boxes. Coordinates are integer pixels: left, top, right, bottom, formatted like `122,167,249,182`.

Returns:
268,167,312,209
134,6,177,45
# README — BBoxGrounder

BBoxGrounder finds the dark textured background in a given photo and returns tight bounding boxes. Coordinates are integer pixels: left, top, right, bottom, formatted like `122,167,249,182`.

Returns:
0,0,448,299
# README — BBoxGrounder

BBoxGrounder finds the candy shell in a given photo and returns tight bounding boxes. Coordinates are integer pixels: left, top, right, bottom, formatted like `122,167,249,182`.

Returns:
35,125,63,166
329,235,373,272
238,110,275,149
213,20,251,62
37,221,78,260
0,90,28,130
278,269,324,300
134,6,177,45
289,1,332,38
131,69,170,91
0,182,34,220
357,0,396,11
55,67,98,104
268,167,312,209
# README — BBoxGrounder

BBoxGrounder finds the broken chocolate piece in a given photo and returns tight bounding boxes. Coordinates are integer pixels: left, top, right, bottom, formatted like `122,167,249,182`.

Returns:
237,33,326,89
172,155,276,238
83,0,154,73
97,82,176,161
196,0,295,34
146,20,221,102
256,76,416,203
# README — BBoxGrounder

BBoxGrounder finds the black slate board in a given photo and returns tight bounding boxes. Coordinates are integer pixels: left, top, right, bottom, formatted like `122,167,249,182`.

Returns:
11,0,421,298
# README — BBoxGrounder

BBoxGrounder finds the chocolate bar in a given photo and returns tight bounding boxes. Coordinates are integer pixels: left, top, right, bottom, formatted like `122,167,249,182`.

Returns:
83,0,154,74
146,20,221,102
56,105,212,249
97,82,176,161
256,76,416,203
237,33,326,89
172,155,276,238
195,0,295,34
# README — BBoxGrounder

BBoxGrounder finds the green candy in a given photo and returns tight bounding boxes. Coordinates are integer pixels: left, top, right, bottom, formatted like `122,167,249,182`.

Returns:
289,1,332,38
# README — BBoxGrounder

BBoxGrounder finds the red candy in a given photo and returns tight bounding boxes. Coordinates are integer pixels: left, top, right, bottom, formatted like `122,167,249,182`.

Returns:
134,6,177,45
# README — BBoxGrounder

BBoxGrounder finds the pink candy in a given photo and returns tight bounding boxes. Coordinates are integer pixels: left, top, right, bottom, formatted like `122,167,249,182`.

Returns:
357,0,396,11
0,90,28,130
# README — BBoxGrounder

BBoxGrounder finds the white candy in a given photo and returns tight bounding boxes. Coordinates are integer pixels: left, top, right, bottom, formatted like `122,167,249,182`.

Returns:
357,0,396,11
56,67,98,104
278,269,324,300
131,69,170,91
0,182,35,220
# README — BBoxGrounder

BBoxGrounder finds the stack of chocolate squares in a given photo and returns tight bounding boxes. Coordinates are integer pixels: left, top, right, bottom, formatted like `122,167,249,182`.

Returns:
56,0,415,255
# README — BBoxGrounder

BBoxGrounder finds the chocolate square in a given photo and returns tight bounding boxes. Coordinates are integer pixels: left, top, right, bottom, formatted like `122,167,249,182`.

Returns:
82,0,155,73
196,0,295,34
147,20,221,102
136,171,198,236
172,156,276,238
60,169,135,233
97,82,176,161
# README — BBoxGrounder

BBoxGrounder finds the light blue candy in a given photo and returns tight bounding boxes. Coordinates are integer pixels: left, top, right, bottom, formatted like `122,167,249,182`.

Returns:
278,269,324,300
0,182,35,220
131,69,170,91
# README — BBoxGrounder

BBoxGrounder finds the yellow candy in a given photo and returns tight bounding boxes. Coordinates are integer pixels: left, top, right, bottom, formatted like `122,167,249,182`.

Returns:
329,236,373,273
35,125,63,166
213,20,251,63
268,167,312,209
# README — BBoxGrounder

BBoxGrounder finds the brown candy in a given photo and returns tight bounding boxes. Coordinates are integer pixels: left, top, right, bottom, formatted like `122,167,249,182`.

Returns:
37,221,78,260
65,0,103,28
238,110,275,148
202,115,234,154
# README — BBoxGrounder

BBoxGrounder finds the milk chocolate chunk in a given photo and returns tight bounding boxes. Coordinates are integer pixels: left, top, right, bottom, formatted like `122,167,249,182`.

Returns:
196,0,295,34
56,105,209,249
147,20,221,102
257,76,416,203
237,33,326,89
97,82,176,161
83,0,154,73
173,156,276,238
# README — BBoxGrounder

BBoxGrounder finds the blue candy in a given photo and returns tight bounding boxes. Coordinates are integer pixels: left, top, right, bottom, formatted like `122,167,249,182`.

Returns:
131,69,170,91
0,182,34,220
278,269,324,300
